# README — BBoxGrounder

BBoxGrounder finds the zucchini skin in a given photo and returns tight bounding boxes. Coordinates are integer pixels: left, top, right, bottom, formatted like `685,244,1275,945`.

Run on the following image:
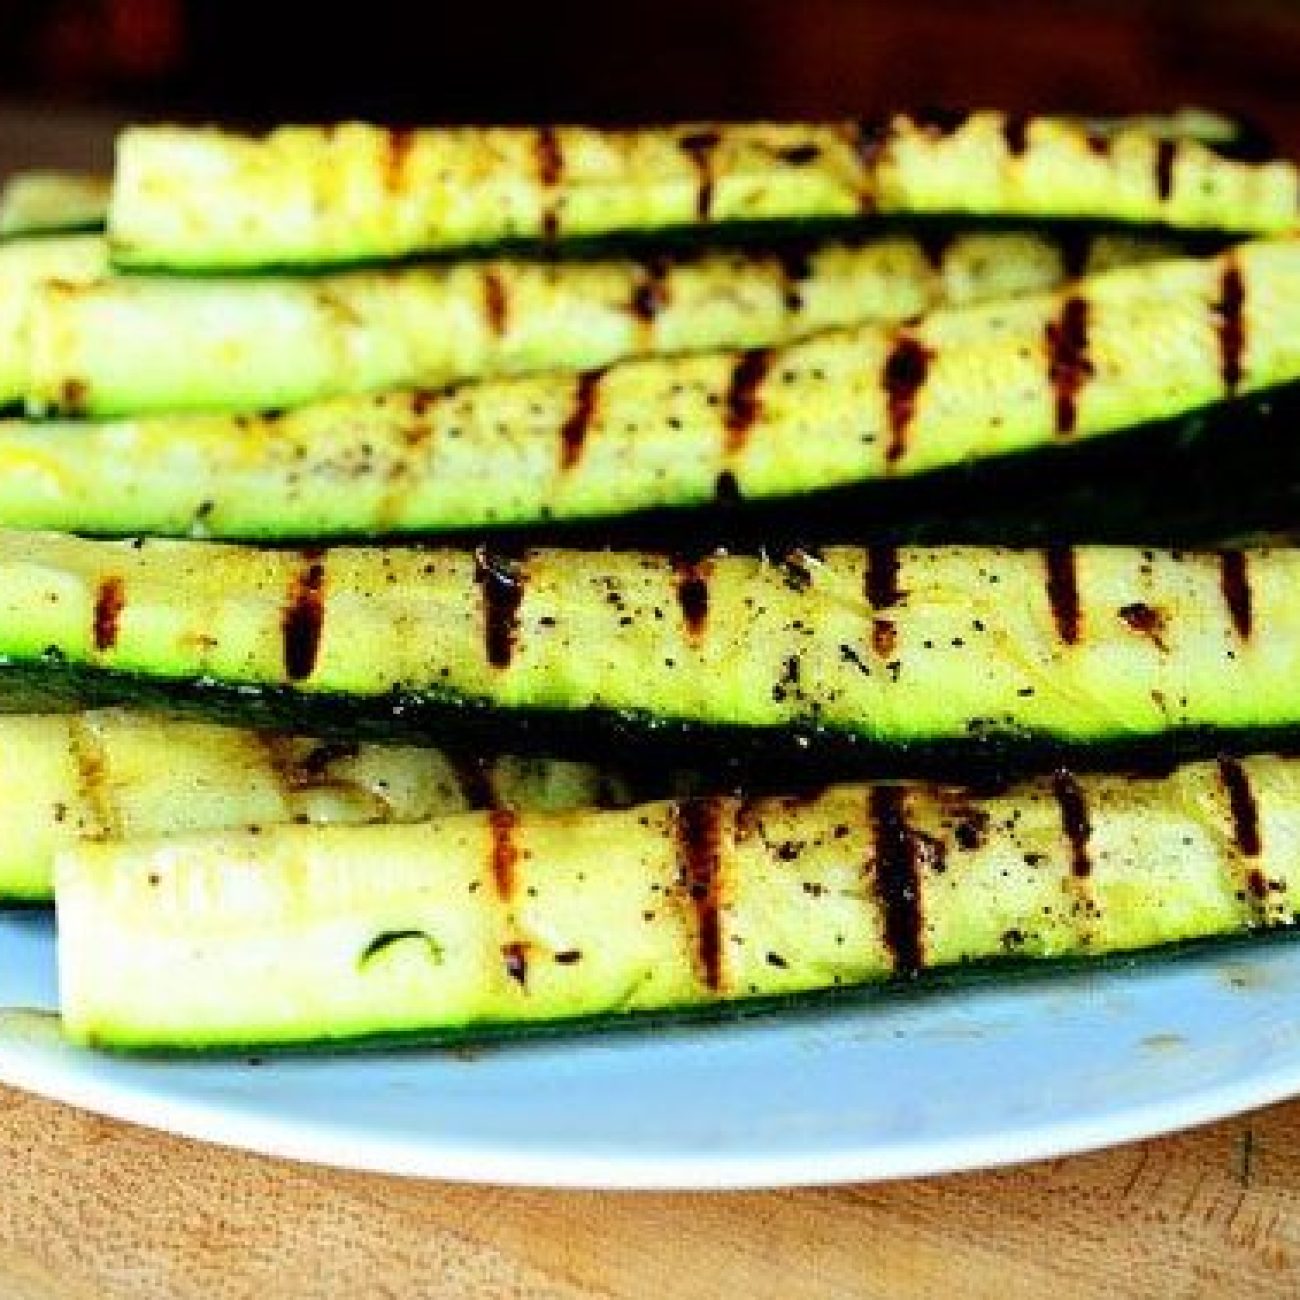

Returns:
107,115,1299,269
0,173,109,239
57,756,1300,1050
25,228,1181,418
0,710,630,903
3,532,1300,775
1,239,1295,537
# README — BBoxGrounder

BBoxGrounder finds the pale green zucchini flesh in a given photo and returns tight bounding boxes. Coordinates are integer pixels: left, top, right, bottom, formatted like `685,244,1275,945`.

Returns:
0,172,109,239
56,755,1300,1050
0,239,1293,537
20,228,1182,418
0,710,625,903
0,532,1296,768
106,114,1299,270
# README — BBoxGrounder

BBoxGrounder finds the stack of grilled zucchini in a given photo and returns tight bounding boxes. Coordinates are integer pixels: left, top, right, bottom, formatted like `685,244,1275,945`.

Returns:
3,110,1300,1052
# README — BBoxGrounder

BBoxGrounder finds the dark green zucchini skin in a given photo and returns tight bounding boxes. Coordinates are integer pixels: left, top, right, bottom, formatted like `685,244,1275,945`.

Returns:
5,655,1299,790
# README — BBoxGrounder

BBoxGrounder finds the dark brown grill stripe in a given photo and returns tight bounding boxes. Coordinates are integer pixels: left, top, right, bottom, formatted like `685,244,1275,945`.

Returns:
1218,756,1262,858
384,128,416,190
489,807,520,898
1057,229,1093,281
535,126,564,241
1002,115,1030,156
92,576,125,652
870,785,923,978
679,130,721,221
882,335,935,466
450,752,499,809
559,370,603,471
1044,545,1081,645
866,545,901,659
1219,550,1253,640
282,551,326,682
1214,261,1246,396
676,798,725,993
475,549,524,670
1051,769,1092,878
909,108,971,136
502,940,529,986
723,348,772,456
775,244,814,312
630,256,672,324
1155,138,1177,202
673,553,710,640
482,269,509,337
67,715,116,839
1045,295,1094,435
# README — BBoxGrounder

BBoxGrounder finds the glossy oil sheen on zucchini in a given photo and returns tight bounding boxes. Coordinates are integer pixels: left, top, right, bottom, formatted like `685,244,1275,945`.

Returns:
107,113,1299,269
21,228,1180,417
0,239,1294,537
57,754,1300,1050
1,531,1298,768
0,710,623,902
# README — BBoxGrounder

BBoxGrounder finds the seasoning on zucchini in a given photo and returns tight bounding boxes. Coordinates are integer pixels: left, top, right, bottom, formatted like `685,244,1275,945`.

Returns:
0,238,1294,536
1,530,1298,772
0,710,631,903
0,172,110,239
107,113,1299,270
22,228,1182,418
56,754,1300,1050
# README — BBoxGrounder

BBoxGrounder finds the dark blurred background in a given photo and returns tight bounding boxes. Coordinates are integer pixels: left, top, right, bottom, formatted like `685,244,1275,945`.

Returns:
0,0,1297,167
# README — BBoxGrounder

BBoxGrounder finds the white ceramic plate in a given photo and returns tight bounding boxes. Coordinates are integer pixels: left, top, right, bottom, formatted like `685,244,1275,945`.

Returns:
2,909,1298,1188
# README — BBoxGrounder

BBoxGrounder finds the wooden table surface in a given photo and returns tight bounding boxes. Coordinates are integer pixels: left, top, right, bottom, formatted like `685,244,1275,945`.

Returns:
0,1083,1296,1298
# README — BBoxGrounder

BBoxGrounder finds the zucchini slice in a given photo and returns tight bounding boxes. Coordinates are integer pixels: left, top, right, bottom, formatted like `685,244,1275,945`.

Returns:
1,238,1295,537
0,235,106,408
24,228,1182,418
57,755,1300,1050
1,531,1298,770
107,114,1299,270
0,172,109,239
0,710,624,903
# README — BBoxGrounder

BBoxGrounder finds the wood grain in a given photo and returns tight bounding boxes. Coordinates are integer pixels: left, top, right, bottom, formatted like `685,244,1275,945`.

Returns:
0,1085,1297,1299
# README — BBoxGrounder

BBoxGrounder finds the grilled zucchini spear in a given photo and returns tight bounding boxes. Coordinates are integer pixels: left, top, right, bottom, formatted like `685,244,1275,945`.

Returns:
107,113,1298,270
0,531,1297,769
21,228,1180,417
58,755,1300,1050
0,710,628,903
0,238,1294,537
0,172,110,239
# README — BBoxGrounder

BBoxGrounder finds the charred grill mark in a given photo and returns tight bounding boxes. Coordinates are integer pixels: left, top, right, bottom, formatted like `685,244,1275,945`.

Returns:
450,752,499,809
1057,229,1093,281
1214,261,1246,396
502,939,529,986
1046,295,1094,435
282,550,326,682
870,785,923,978
67,715,116,839
535,126,564,241
475,548,525,670
673,552,711,641
559,370,603,471
1044,546,1081,645
489,807,520,898
1118,601,1167,650
676,797,725,993
1219,550,1253,640
1218,756,1262,858
384,128,416,190
1051,769,1092,878
909,108,971,136
867,544,901,659
774,243,814,313
777,142,821,166
630,256,672,325
1002,115,1030,156
723,348,772,456
482,269,509,337
679,129,721,221
916,228,955,272
296,739,361,782
92,576,125,652
1155,138,1177,202
882,335,935,466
